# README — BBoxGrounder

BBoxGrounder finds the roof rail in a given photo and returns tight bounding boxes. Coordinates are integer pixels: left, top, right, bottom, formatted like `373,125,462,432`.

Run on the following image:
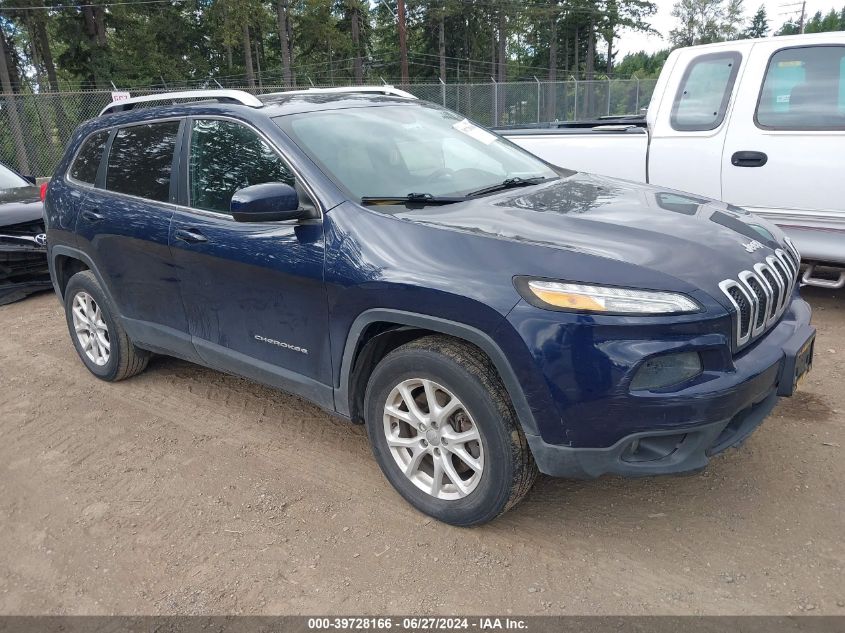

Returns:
263,85,418,100
99,89,263,116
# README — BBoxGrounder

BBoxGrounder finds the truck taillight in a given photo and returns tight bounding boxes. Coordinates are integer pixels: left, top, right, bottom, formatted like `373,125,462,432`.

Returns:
39,182,48,202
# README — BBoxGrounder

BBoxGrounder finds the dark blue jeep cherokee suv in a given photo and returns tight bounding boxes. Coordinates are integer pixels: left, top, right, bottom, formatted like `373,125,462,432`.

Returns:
44,88,815,525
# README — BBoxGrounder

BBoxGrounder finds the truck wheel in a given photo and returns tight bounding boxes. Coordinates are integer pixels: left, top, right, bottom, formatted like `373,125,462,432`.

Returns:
364,335,537,526
64,270,149,382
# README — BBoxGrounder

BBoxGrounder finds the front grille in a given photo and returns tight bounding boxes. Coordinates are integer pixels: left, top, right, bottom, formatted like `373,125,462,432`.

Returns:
719,243,800,349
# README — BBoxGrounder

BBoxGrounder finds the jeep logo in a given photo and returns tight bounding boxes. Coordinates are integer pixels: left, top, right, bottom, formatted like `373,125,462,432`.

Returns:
742,239,764,253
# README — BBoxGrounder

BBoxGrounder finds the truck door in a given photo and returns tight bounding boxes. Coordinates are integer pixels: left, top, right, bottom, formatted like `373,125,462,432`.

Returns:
648,48,744,199
721,42,845,261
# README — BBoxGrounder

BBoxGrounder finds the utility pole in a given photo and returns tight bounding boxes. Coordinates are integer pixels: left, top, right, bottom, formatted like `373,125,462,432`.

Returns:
780,1,807,33
397,0,409,85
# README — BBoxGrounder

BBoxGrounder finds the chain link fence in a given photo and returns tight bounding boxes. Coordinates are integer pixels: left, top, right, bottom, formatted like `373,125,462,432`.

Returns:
0,78,656,178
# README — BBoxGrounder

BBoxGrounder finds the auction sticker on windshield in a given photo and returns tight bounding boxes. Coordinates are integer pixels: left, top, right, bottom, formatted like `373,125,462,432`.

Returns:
453,118,497,145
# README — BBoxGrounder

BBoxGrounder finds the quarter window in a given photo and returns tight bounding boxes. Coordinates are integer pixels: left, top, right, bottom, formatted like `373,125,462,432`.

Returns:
188,119,294,214
670,52,741,131
756,46,845,130
70,130,109,185
105,121,180,202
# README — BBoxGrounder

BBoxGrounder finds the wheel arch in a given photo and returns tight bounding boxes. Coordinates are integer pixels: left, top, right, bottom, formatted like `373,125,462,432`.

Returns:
337,309,540,436
50,246,105,301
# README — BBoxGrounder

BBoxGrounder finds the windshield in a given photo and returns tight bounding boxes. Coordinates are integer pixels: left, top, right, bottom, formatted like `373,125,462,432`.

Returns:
0,163,28,190
275,103,557,201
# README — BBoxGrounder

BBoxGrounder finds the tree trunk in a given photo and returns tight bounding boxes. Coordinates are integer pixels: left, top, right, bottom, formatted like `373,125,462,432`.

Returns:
350,2,363,85
34,12,70,139
287,14,296,86
497,5,506,124
573,27,579,78
94,6,107,46
277,0,292,87
0,27,31,174
243,23,255,88
547,6,557,120
606,34,614,74
585,18,595,116
254,31,263,90
397,0,409,85
438,8,446,84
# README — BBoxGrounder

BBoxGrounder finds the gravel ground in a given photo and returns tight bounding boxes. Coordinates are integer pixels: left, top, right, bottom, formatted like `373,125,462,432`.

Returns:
0,288,842,615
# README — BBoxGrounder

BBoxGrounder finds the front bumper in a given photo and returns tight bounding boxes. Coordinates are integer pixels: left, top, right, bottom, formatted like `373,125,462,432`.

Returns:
517,296,814,479
527,390,779,478
0,246,51,306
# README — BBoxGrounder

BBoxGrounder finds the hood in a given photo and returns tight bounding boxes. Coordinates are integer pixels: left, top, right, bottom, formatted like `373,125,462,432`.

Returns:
0,186,44,227
393,173,787,293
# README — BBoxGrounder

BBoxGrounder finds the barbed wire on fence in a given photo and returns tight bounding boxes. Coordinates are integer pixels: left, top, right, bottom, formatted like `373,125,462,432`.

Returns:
0,78,657,177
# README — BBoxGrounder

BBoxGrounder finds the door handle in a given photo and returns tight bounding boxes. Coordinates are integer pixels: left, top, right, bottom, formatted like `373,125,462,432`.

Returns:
173,228,209,244
81,209,103,222
731,151,768,167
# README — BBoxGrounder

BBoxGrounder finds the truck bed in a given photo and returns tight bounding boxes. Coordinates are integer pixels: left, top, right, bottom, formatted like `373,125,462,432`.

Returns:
496,124,649,183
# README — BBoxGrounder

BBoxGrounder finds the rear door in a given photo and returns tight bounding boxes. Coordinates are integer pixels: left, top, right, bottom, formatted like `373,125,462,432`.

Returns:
648,48,745,199
168,117,331,408
721,42,845,259
74,118,194,358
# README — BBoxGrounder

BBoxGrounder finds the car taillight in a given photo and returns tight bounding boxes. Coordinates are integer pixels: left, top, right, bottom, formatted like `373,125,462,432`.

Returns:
39,182,48,201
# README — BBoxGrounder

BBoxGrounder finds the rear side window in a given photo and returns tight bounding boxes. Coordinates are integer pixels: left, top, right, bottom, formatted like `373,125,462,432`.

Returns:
69,131,109,184
756,46,845,130
671,52,742,131
188,119,294,214
106,121,180,202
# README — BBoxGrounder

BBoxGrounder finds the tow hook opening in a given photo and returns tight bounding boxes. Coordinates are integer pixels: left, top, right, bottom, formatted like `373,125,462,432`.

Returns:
621,433,687,463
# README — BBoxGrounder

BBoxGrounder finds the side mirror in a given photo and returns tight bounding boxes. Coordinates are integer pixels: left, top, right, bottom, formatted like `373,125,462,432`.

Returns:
230,182,309,223
23,175,37,185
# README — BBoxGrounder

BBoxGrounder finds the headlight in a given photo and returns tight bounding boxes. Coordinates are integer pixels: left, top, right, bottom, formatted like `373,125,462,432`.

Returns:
518,279,701,315
630,352,703,391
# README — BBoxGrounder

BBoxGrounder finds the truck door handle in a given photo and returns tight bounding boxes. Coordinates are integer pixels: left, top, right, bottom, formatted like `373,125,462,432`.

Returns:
731,151,768,167
174,228,208,244
81,209,103,222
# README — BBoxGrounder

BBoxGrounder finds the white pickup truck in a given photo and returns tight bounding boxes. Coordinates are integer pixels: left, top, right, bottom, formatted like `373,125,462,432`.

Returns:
497,33,845,288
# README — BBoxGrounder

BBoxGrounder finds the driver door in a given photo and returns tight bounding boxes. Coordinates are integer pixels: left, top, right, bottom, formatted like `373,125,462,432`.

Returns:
169,117,332,407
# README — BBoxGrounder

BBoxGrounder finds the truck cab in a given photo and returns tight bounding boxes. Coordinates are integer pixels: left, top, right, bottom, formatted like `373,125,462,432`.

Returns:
499,33,845,288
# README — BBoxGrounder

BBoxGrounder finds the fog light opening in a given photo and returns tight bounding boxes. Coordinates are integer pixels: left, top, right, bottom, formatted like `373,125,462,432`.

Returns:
630,351,703,391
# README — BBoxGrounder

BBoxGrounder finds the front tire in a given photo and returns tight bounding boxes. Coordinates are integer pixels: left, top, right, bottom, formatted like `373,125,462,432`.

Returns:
64,270,149,381
364,335,537,526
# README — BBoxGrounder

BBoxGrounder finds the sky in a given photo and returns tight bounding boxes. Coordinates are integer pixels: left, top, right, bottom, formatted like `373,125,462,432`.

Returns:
615,0,841,56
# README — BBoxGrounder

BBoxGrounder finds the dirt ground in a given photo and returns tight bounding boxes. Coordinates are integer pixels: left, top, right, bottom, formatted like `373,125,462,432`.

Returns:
0,288,842,616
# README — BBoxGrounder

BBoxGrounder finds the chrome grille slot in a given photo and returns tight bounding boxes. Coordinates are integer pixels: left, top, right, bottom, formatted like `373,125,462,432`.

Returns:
719,244,800,350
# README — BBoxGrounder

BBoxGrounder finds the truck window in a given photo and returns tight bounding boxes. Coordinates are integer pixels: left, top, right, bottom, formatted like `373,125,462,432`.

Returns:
756,46,845,130
670,52,741,132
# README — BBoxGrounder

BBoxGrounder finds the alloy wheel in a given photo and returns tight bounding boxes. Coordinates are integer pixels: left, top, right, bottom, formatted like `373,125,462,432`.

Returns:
71,291,110,366
382,378,484,500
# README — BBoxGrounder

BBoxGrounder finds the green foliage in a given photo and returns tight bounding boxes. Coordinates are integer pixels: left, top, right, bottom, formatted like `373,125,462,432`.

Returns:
739,4,768,39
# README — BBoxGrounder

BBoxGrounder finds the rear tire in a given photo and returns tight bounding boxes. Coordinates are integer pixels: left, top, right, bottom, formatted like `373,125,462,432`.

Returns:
64,270,149,381
364,335,537,526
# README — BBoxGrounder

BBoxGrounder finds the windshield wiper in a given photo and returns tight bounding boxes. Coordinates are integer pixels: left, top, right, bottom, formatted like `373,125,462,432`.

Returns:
466,176,550,198
360,192,467,206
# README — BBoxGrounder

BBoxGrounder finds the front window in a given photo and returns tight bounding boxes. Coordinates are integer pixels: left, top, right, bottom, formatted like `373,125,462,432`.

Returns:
756,46,845,130
274,104,557,201
188,119,295,214
0,163,28,190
